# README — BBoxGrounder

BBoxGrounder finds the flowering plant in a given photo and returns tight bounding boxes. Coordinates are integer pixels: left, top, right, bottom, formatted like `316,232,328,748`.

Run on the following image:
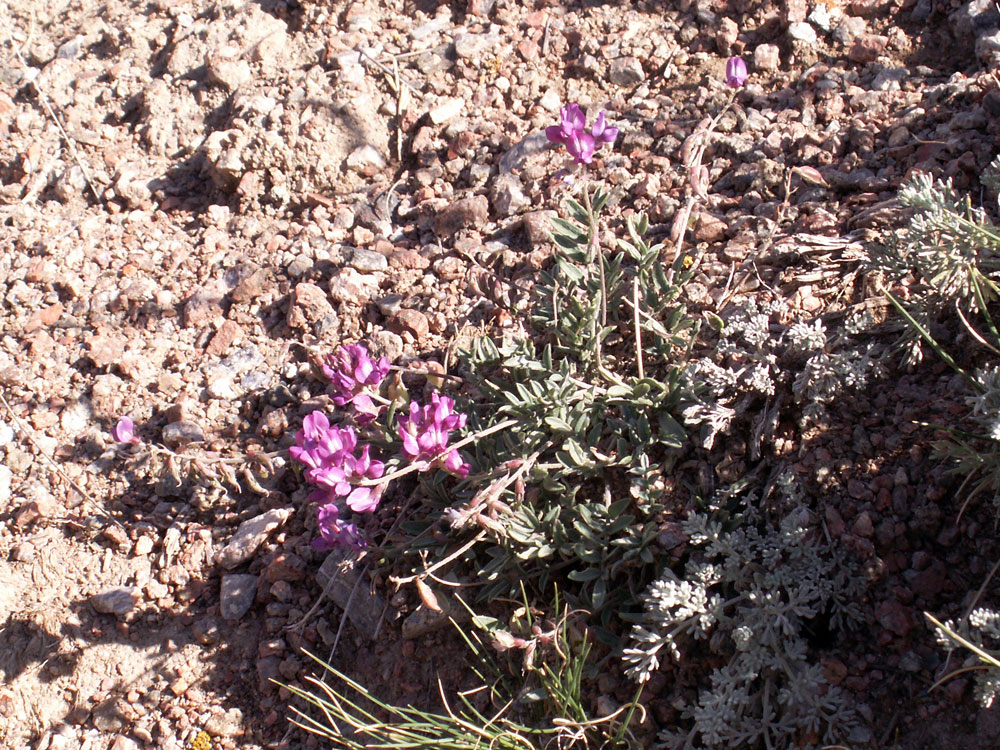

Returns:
288,344,471,549
545,103,619,165
398,392,470,478
111,416,141,444
322,343,390,424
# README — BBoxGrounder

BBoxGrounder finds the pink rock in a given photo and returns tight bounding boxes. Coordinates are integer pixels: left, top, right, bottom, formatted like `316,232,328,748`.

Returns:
286,282,334,329
849,34,888,63
755,44,781,72
875,599,912,637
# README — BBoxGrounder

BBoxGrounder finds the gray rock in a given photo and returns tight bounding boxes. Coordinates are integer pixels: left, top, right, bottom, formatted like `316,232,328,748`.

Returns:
316,548,387,633
608,56,645,86
370,330,404,362
206,375,241,400
56,37,83,60
429,97,464,125
204,707,245,737
401,587,470,639
222,344,264,375
241,371,271,391
215,507,293,569
161,420,205,446
346,144,387,171
206,56,252,91
453,31,498,59
220,573,258,620
350,247,388,272
832,16,866,44
490,173,529,216
328,268,379,304
377,294,403,317
286,255,313,279
952,0,1000,42
433,195,489,237
0,465,12,505
788,22,817,44
498,132,550,175
192,616,221,645
91,587,139,616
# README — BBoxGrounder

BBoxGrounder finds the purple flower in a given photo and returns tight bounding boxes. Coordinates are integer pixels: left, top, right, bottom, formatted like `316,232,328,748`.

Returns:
313,503,366,551
546,104,618,165
322,344,390,423
398,393,470,478
290,410,386,513
111,417,141,444
590,111,619,144
725,56,748,88
545,103,586,144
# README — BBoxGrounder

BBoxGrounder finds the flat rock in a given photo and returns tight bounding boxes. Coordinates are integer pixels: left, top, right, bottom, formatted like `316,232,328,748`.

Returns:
491,173,529,216
287,282,334,329
162,420,205,447
216,507,293,569
91,587,139,616
608,56,645,86
316,548,386,634
328,267,379,304
350,247,388,272
433,195,489,237
220,573,257,620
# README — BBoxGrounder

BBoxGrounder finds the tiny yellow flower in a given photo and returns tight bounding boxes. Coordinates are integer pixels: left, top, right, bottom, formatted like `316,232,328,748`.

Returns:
190,731,211,750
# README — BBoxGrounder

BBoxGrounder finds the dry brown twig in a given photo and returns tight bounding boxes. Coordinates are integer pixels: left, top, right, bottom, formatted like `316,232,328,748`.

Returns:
0,391,125,530
0,12,106,209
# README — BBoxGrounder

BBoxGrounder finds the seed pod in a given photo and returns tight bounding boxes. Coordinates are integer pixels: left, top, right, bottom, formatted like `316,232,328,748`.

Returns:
415,578,442,613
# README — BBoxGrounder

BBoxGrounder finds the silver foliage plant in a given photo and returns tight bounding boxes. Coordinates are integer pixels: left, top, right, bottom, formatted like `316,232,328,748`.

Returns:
682,299,882,449
623,481,864,748
931,608,1000,709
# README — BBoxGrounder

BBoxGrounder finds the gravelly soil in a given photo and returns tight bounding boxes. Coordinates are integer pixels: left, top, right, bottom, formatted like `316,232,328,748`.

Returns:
4,0,1000,748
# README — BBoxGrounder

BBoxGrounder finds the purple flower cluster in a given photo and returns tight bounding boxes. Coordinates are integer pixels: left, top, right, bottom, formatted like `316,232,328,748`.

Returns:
322,344,390,424
291,411,385,514
398,392,470,478
313,503,366,551
294,343,470,551
545,103,618,165
290,410,385,550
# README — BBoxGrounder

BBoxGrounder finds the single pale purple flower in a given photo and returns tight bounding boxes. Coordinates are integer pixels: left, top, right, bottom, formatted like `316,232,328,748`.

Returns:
398,393,470,478
111,417,141,444
725,56,748,88
313,503,366,551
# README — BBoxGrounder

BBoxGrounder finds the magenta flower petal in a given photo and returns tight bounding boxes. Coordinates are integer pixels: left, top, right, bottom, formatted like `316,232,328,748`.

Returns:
725,56,748,88
566,131,596,164
441,449,470,478
591,111,607,138
546,125,567,144
345,485,381,513
111,417,137,443
564,103,585,132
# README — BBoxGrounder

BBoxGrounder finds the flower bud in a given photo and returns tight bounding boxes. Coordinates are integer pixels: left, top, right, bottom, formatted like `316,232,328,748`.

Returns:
725,56,748,88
